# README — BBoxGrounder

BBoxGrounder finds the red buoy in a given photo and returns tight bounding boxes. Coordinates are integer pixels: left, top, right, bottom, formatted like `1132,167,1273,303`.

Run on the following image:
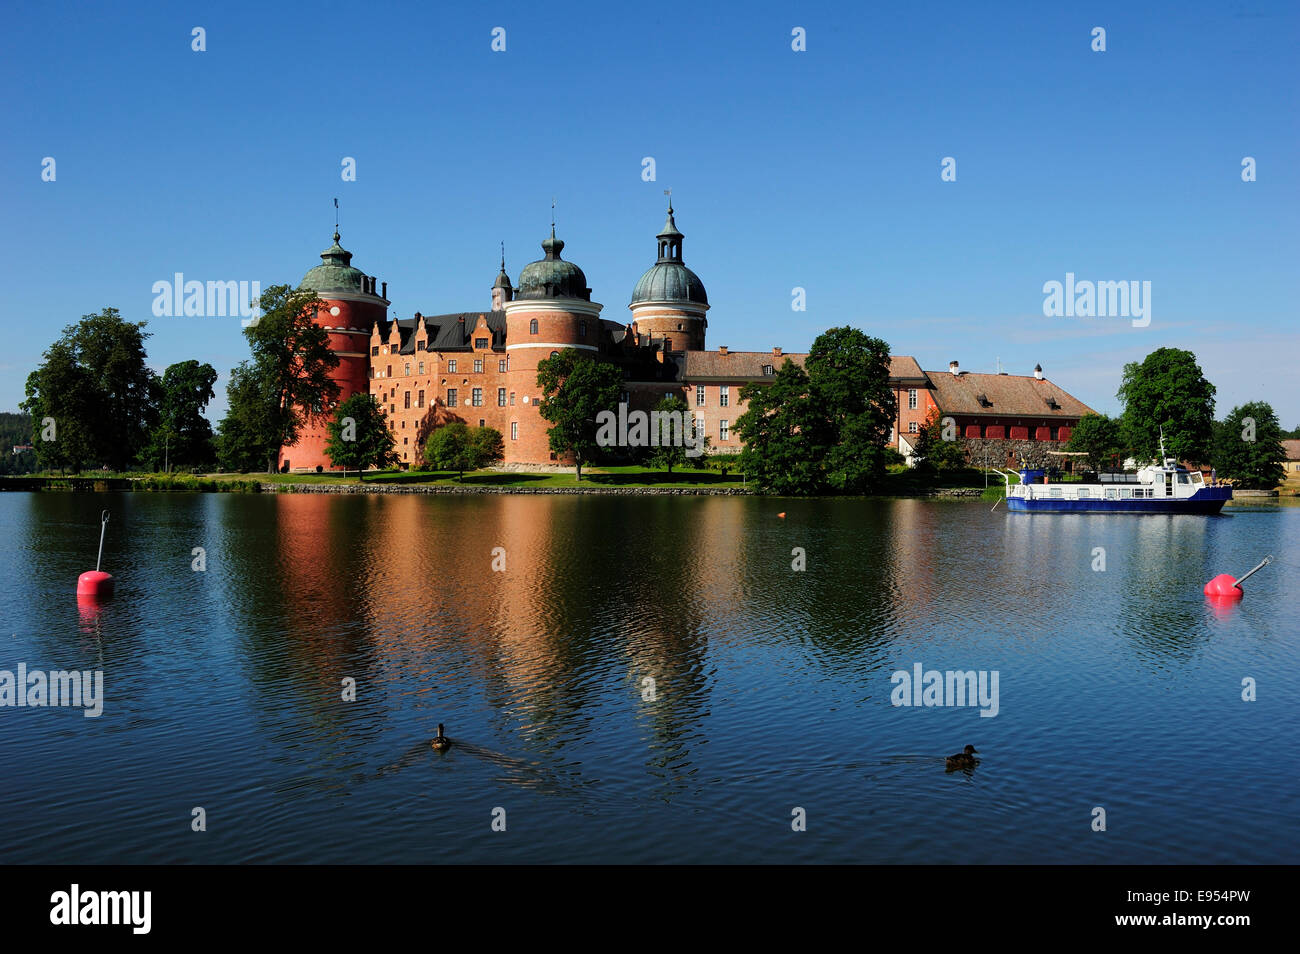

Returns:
1203,573,1241,599
77,570,114,598
77,510,114,601
1203,555,1272,601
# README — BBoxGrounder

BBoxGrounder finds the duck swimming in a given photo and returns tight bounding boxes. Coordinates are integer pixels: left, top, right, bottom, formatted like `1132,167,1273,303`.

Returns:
945,744,980,769
431,724,451,751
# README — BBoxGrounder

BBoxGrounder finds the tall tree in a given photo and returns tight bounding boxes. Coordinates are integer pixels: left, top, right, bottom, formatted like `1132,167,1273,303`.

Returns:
21,309,157,472
142,360,219,471
807,327,897,492
1212,401,1285,489
735,360,825,494
912,406,967,472
324,393,398,479
536,349,622,481
1117,348,1216,462
216,361,275,472
219,285,339,473
1066,412,1122,472
646,394,709,475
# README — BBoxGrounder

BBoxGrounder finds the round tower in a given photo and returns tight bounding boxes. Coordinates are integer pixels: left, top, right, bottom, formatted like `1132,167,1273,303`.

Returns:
278,229,389,473
504,226,602,463
629,201,708,352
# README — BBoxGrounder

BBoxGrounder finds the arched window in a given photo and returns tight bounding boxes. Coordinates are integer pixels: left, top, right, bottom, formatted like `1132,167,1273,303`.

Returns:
551,351,559,358
530,319,538,334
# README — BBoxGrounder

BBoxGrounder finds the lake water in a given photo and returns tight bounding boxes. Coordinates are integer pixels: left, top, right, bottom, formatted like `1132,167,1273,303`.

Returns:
1,492,1295,864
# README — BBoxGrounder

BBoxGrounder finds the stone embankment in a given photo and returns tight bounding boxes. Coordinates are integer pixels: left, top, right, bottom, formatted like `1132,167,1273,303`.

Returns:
265,482,752,495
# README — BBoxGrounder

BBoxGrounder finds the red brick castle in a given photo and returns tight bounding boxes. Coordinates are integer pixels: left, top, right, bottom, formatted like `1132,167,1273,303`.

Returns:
278,205,1093,472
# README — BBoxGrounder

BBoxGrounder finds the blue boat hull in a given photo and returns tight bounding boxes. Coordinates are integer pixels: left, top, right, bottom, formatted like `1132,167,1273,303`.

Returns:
1005,488,1231,514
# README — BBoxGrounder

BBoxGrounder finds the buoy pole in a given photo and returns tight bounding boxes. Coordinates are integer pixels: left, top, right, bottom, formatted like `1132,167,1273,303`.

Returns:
1233,555,1271,587
95,510,109,572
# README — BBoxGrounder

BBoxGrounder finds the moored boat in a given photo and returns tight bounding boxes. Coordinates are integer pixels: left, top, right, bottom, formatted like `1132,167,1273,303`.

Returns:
999,438,1231,514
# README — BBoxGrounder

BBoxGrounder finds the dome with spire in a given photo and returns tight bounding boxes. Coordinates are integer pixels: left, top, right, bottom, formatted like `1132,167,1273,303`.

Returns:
300,230,373,296
516,227,591,301
630,203,708,307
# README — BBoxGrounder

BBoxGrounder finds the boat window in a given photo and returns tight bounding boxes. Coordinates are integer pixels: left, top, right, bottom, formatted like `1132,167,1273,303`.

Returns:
1105,488,1118,500
1050,487,1062,498
1178,473,1191,484
1077,488,1089,498
1120,488,1132,498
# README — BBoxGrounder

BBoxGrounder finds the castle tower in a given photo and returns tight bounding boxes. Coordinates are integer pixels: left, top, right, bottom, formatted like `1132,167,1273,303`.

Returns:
492,246,513,311
504,225,602,463
628,200,709,353
278,229,389,473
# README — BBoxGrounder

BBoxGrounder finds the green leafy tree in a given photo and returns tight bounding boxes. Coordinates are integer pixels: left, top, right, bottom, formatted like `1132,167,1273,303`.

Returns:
218,285,339,473
1118,348,1216,462
536,349,622,481
646,395,709,475
324,393,399,479
1212,401,1285,489
142,360,219,471
21,308,159,472
912,407,966,472
425,422,503,480
735,327,896,494
0,413,37,475
1066,412,1122,472
735,361,825,494
216,361,275,472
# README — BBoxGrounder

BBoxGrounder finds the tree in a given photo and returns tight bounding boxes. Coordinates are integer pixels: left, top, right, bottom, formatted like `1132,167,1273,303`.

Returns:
735,327,896,494
0,413,37,476
1212,401,1285,489
1066,412,1122,472
735,361,825,494
1118,348,1215,462
21,308,159,471
425,422,503,480
218,285,339,472
911,407,966,472
646,394,709,475
536,349,623,480
324,393,399,479
216,361,275,472
806,327,897,492
142,360,218,471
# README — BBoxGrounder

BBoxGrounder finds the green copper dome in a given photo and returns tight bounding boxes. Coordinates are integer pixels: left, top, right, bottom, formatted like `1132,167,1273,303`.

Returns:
630,203,708,306
300,230,368,295
516,228,591,301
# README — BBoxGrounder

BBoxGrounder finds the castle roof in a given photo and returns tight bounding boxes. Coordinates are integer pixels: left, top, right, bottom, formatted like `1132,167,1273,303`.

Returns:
923,368,1094,418
516,227,591,301
300,230,383,299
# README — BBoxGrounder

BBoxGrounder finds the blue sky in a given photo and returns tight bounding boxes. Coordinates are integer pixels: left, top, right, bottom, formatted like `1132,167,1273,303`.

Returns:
2,0,1296,423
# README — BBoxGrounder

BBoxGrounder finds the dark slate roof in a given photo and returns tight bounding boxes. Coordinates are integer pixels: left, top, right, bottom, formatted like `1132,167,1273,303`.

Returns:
375,311,508,354
924,369,1094,418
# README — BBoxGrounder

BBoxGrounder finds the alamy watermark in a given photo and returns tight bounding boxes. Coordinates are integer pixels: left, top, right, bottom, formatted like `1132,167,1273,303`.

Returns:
596,403,705,457
891,663,999,718
151,273,262,325
1,663,103,717
1042,272,1150,327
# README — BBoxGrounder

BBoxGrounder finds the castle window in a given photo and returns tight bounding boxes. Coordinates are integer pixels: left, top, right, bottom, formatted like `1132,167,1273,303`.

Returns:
479,419,485,428
405,364,410,376
386,365,392,377
389,404,395,414
448,360,457,373
475,337,489,349
418,361,424,374
579,320,587,337
762,365,774,376
720,419,730,441
472,388,483,407
908,389,918,410
720,386,730,408
664,338,672,351
551,351,559,358
403,437,408,445
418,390,425,408
696,385,705,406
499,358,507,373
511,422,518,441
908,421,919,433
447,388,458,407
510,392,515,405
498,388,507,407
474,358,483,373
371,346,379,356
404,392,411,409
530,319,538,334
417,341,425,351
